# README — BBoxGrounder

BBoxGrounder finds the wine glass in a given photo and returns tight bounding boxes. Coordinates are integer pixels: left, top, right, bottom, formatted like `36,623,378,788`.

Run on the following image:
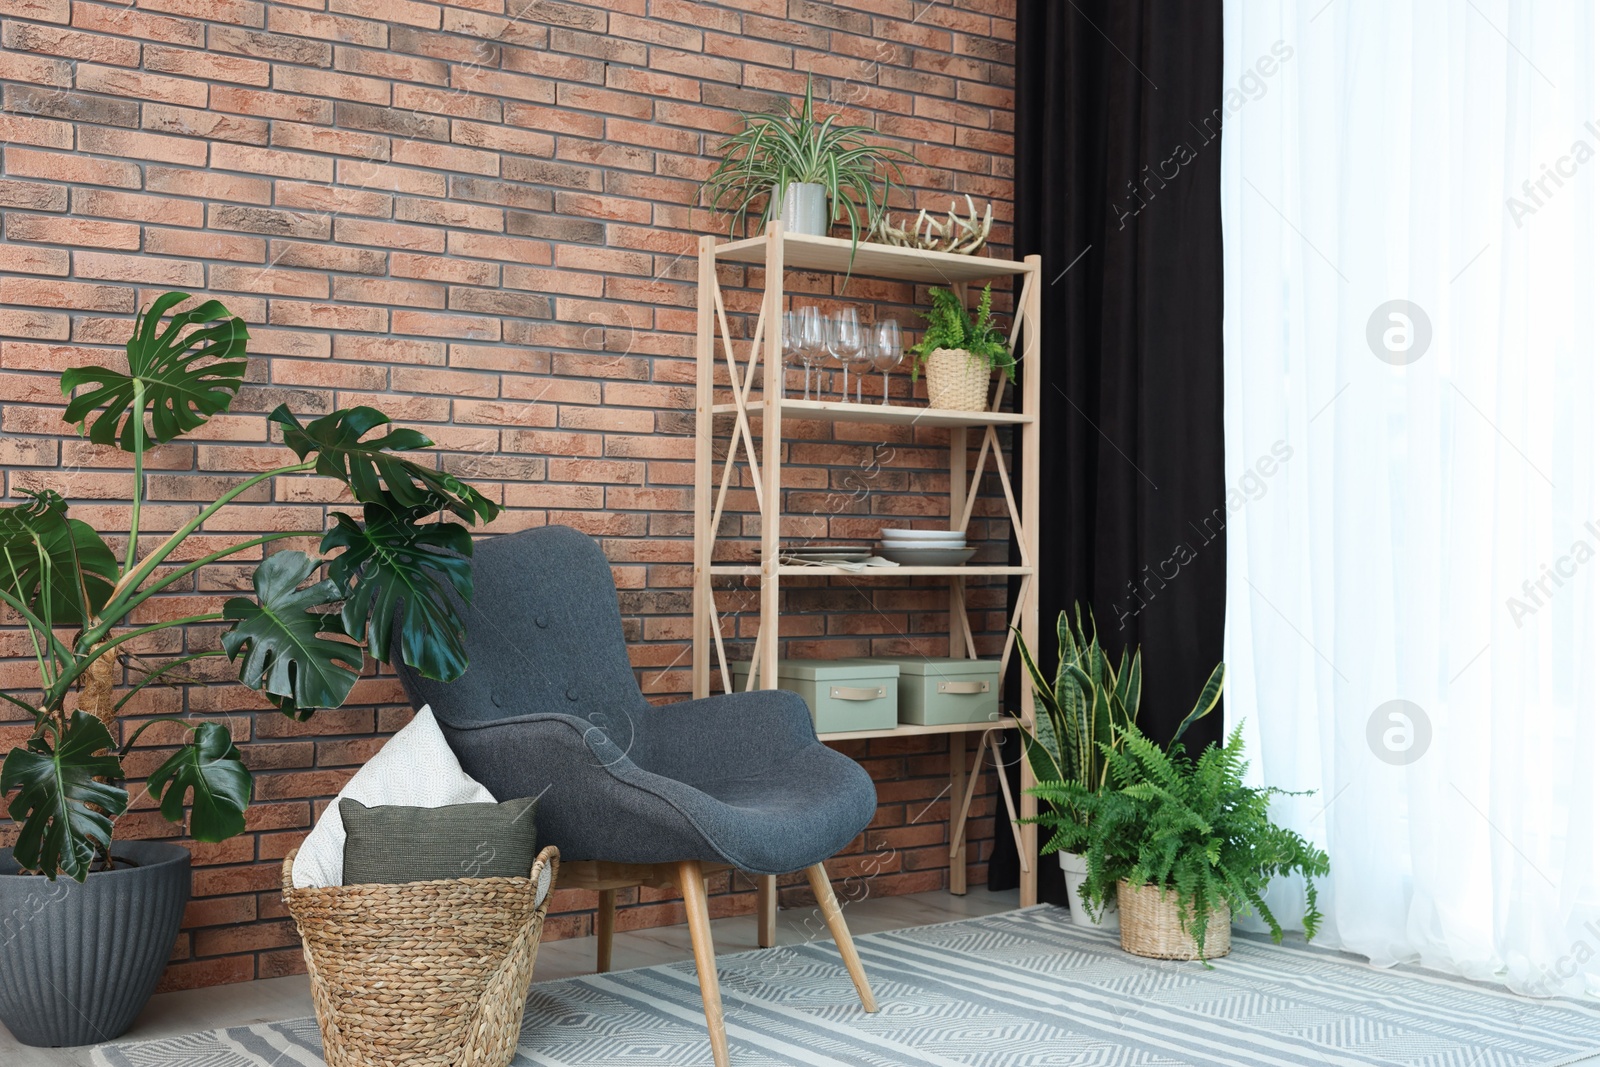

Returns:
795,306,826,401
828,307,864,403
782,310,807,399
846,336,873,402
871,318,903,404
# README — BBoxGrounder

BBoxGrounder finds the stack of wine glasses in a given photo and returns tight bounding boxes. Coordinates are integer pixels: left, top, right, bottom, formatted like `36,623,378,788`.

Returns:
781,307,904,404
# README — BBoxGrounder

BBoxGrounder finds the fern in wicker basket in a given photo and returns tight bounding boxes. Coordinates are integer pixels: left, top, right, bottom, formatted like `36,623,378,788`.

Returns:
1030,722,1331,960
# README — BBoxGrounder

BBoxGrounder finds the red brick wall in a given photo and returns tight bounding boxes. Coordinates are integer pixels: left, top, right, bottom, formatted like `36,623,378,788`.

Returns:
0,0,1017,989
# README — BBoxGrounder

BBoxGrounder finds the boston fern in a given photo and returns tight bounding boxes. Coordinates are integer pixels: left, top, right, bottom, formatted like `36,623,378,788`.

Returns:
1032,724,1331,957
909,285,1016,382
0,292,497,881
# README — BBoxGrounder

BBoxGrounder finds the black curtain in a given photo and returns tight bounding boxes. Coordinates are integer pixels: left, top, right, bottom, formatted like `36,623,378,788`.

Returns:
990,0,1226,898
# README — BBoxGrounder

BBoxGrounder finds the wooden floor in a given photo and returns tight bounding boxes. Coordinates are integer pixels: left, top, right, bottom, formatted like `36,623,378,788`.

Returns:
4,885,1020,1067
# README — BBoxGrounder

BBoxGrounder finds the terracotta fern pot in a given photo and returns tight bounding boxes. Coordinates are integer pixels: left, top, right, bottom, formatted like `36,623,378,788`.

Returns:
1116,880,1231,960
923,348,992,411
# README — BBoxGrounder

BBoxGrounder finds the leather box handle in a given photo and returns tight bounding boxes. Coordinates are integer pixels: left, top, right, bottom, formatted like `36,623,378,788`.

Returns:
937,680,990,695
830,685,886,701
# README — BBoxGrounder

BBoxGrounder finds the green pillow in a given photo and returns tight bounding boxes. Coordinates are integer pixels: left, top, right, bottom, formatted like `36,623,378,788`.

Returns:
339,796,539,886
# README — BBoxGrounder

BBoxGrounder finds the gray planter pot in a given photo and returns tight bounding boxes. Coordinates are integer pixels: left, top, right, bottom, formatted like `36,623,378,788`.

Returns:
0,841,190,1047
773,181,828,235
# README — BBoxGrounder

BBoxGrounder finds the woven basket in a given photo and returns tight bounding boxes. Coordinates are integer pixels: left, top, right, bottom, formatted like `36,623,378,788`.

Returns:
1115,880,1231,960
282,845,559,1067
923,347,993,411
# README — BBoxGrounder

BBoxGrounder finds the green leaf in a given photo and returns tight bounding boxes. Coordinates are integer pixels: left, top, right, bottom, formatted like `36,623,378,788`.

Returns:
222,550,362,713
0,711,127,881
0,490,117,627
147,721,251,841
269,405,499,524
61,292,247,450
1169,662,1226,752
322,498,474,683
909,285,1015,380
1118,649,1143,730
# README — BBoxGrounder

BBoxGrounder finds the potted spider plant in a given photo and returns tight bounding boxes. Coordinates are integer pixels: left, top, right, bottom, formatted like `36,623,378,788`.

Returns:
701,76,911,247
0,292,497,1047
909,285,1016,411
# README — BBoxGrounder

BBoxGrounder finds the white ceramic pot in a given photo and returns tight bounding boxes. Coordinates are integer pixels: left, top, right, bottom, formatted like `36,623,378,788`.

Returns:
923,348,992,411
773,181,827,235
1059,851,1119,931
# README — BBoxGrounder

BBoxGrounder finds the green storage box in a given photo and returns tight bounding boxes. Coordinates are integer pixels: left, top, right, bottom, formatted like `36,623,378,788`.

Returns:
871,656,1001,725
729,659,899,735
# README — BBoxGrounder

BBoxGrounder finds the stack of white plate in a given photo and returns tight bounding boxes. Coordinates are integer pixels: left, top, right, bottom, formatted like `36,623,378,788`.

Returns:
877,528,976,566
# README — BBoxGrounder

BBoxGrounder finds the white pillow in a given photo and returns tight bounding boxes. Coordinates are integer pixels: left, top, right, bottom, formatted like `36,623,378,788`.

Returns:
290,705,495,889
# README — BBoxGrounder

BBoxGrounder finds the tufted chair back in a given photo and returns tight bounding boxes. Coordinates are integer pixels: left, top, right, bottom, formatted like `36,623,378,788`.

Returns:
394,525,648,731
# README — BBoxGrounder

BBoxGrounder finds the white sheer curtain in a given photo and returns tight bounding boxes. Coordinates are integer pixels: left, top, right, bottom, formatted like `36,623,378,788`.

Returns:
1222,1,1600,995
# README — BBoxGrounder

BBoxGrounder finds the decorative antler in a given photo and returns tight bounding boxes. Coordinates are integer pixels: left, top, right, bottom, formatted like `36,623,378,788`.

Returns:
869,195,993,255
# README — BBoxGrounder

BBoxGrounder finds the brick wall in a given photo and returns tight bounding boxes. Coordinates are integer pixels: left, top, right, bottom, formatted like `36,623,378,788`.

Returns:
0,0,1017,989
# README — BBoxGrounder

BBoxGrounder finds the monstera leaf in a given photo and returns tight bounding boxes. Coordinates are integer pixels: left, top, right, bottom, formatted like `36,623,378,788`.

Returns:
0,490,117,627
323,498,474,682
147,721,252,841
61,292,247,450
222,550,362,714
0,711,128,881
270,405,498,523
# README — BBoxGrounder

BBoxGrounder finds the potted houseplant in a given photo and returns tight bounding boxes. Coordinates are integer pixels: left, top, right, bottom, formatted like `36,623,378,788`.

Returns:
0,292,497,1046
1015,605,1144,928
1031,716,1331,962
909,285,1016,411
700,76,911,247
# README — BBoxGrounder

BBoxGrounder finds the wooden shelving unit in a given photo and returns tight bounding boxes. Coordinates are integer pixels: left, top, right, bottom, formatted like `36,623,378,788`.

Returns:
691,224,1042,940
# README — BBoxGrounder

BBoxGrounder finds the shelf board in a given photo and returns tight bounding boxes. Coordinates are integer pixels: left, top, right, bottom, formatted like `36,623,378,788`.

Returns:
714,232,1031,284
818,717,1022,742
709,564,1032,577
715,398,1032,428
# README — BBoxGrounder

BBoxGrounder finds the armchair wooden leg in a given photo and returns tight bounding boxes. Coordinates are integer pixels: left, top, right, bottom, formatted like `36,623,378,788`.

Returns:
596,888,616,973
756,874,777,948
677,860,731,1067
805,864,878,1013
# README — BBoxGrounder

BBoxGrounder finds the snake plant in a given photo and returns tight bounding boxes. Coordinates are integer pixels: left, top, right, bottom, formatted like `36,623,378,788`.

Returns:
1015,605,1142,806
1015,604,1224,818
0,292,498,881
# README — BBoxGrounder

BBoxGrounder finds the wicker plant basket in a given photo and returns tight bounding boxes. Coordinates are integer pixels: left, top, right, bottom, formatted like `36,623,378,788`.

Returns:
1116,880,1231,960
281,845,559,1067
923,347,993,411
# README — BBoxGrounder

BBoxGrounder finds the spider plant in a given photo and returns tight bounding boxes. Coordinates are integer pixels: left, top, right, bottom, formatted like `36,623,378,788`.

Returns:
700,76,912,252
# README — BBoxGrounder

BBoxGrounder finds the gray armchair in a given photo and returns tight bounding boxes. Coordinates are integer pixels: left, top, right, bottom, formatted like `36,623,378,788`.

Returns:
393,525,879,1067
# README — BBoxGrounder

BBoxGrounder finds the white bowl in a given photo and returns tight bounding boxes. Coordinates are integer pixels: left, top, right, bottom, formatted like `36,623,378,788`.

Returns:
878,528,968,542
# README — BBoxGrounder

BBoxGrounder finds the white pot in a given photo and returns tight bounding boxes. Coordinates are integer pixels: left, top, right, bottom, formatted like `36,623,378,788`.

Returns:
1059,852,1119,931
773,181,827,235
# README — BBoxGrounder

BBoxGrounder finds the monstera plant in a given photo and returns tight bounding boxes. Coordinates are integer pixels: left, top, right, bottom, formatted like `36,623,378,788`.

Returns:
0,292,497,883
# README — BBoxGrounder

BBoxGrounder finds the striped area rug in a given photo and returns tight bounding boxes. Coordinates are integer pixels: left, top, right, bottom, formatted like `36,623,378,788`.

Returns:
94,906,1600,1067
